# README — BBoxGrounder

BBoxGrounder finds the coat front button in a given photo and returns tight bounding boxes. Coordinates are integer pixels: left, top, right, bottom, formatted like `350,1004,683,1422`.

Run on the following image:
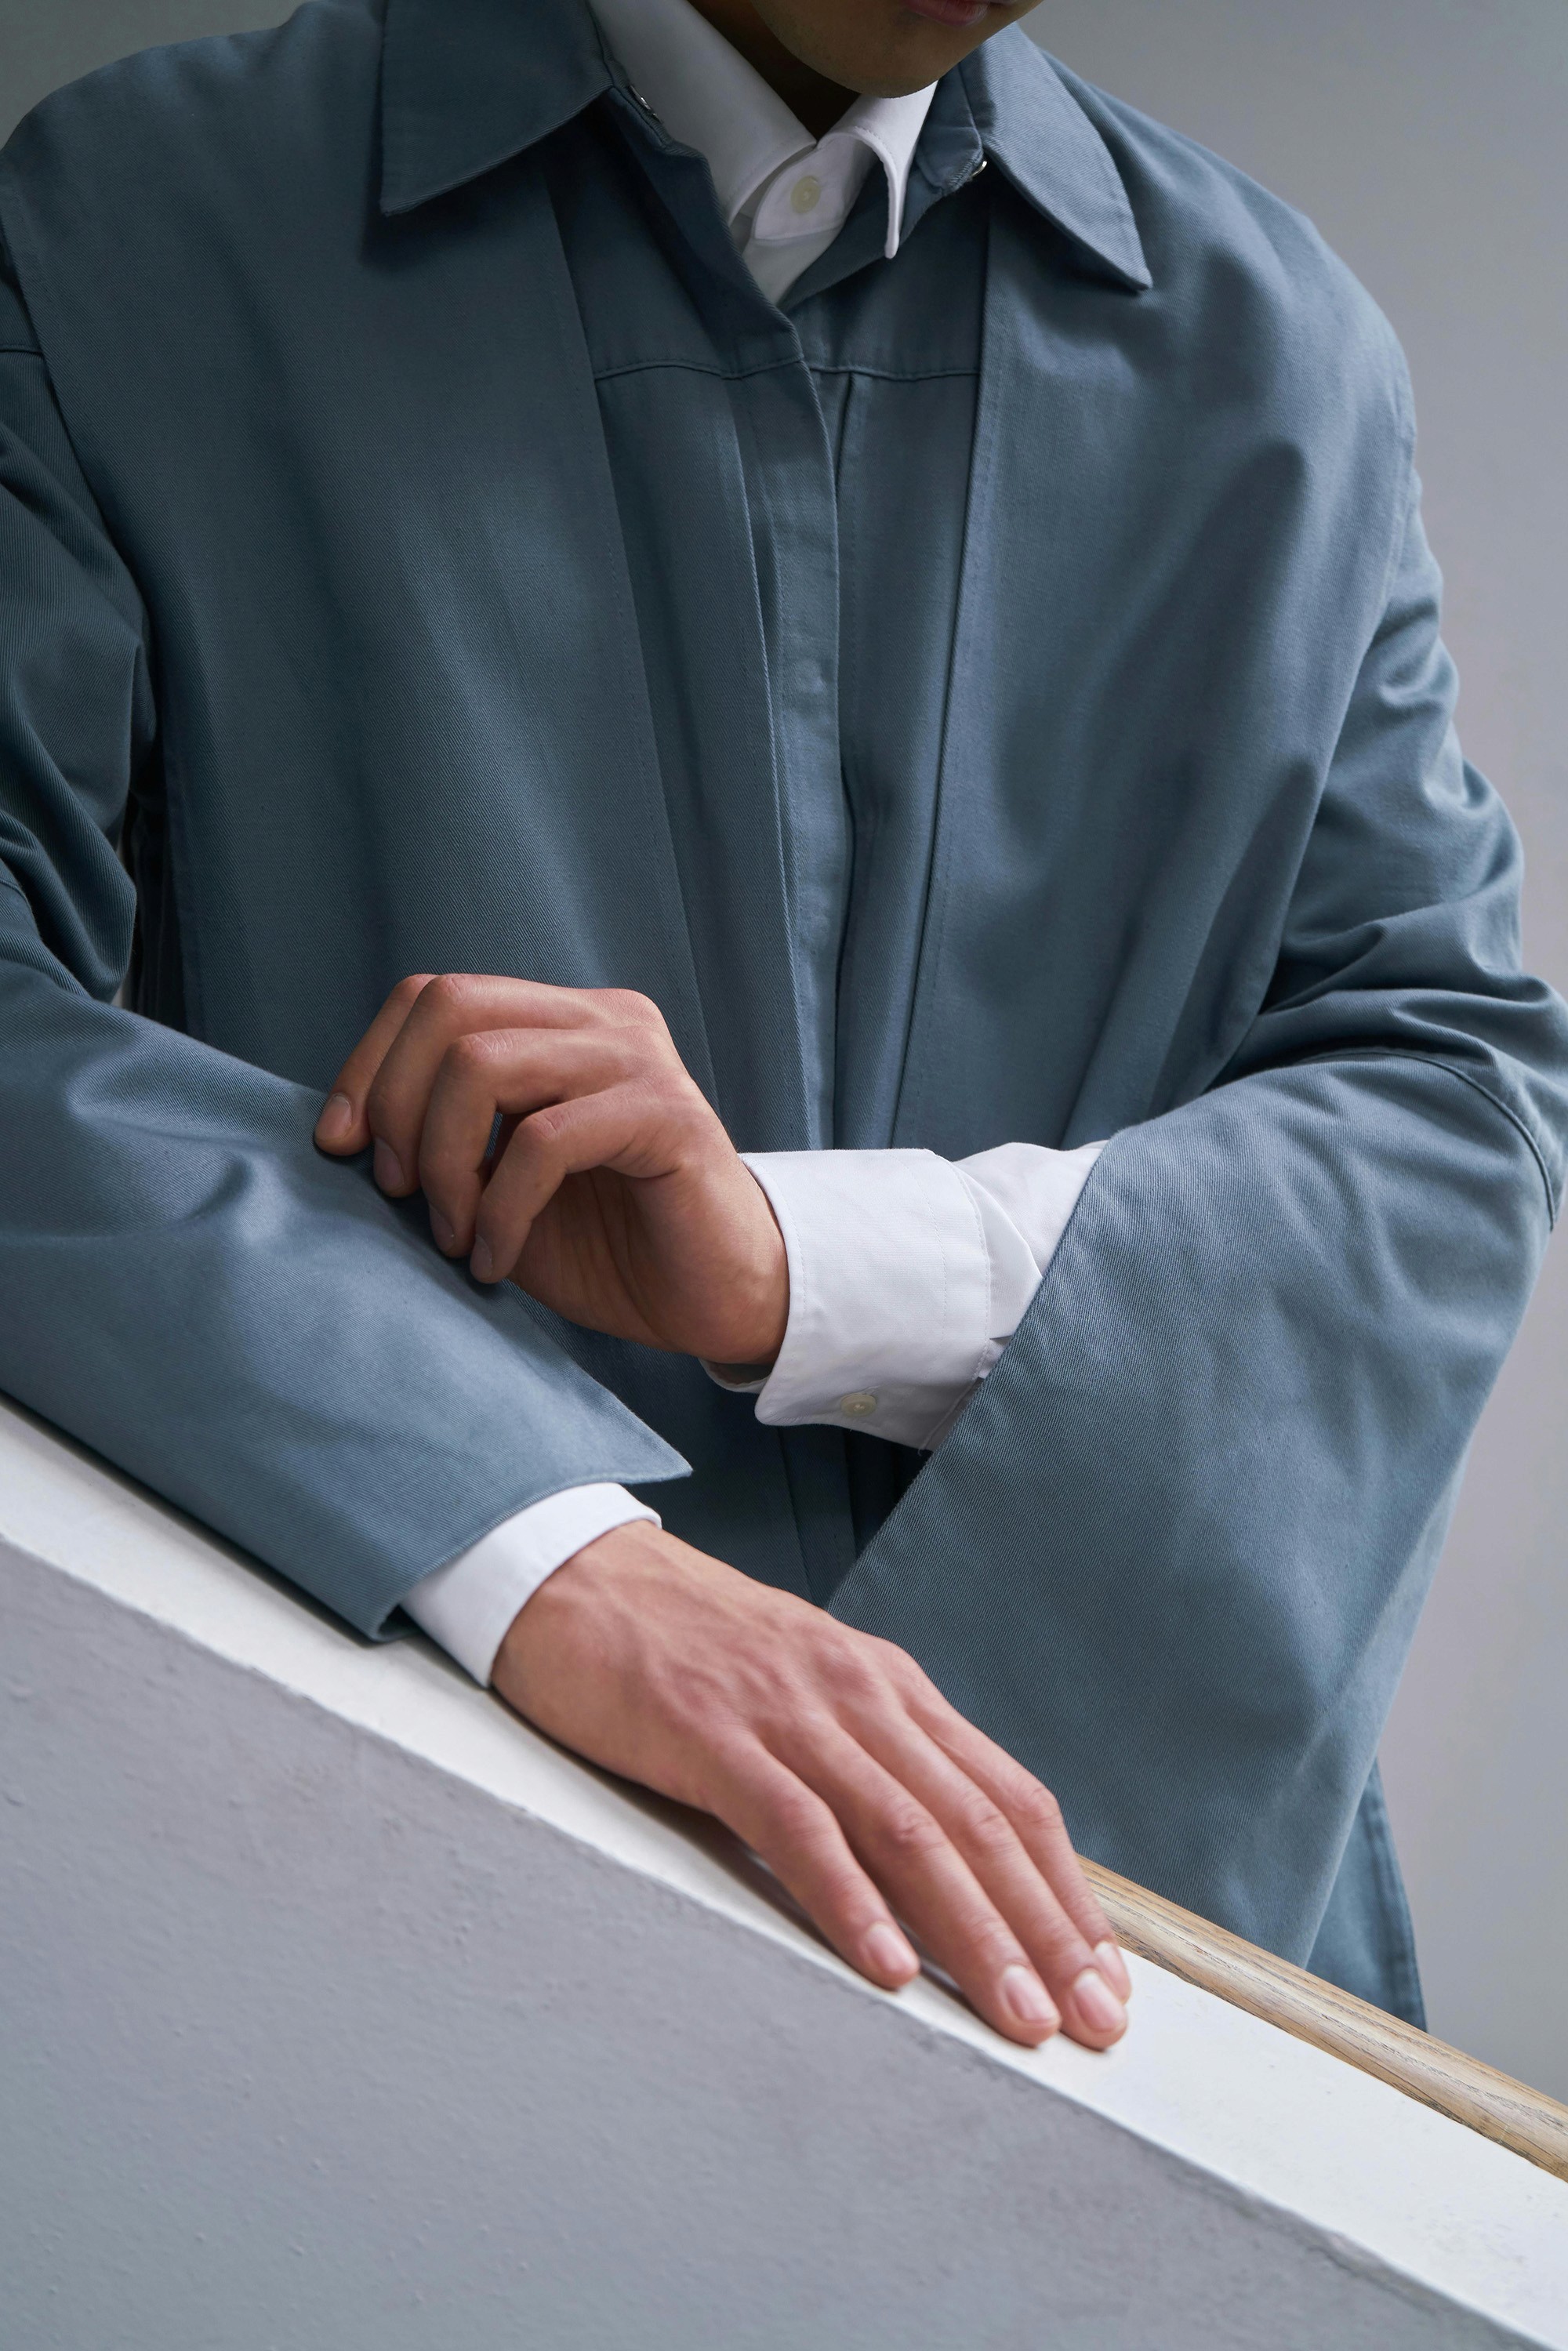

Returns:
838,1391,878,1417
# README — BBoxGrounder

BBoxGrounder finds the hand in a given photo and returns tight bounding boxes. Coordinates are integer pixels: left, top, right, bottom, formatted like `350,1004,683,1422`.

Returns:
494,1521,1132,2052
314,974,788,1364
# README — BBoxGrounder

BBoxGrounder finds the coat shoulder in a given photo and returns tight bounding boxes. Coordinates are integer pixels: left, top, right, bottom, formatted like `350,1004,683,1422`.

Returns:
0,1,382,225
1051,57,1413,446
0,1,385,372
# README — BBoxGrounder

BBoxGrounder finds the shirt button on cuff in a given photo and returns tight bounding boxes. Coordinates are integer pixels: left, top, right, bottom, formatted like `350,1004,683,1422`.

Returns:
838,1391,878,1418
790,175,823,215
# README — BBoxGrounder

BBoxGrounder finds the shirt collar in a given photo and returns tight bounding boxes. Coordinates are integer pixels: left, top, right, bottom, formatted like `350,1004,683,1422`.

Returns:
377,0,1150,292
588,0,933,259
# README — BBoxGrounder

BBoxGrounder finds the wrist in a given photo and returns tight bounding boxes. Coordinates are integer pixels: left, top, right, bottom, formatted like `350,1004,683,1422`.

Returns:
492,1518,663,1703
692,1165,788,1367
739,1171,789,1363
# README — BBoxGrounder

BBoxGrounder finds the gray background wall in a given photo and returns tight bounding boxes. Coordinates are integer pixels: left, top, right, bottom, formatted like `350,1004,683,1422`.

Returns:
2,0,1564,2095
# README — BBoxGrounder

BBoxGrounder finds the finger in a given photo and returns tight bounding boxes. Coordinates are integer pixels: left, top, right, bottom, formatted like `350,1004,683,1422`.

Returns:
470,1085,687,1282
314,973,434,1154
847,1709,1126,2048
705,1745,923,1993
908,1685,1133,2008
417,1031,633,1257
365,975,617,1198
779,1723,1068,2048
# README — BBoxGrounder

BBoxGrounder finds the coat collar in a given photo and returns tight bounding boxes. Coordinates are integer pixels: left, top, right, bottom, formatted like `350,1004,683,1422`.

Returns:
379,0,613,215
378,0,1150,293
960,29,1150,291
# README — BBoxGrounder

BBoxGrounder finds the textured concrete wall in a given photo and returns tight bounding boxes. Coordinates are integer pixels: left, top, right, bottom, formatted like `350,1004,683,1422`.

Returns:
4,1399,1564,2349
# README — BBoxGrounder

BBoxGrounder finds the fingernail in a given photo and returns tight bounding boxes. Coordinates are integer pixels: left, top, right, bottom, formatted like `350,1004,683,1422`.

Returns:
430,1210,456,1254
316,1091,354,1145
1000,1964,1060,2035
863,1921,918,1982
373,1140,404,1192
470,1236,493,1282
1094,1939,1134,2002
1070,1967,1127,2037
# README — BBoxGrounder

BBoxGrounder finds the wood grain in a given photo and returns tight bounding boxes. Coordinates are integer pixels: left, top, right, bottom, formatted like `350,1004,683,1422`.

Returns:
1083,1858,1568,2184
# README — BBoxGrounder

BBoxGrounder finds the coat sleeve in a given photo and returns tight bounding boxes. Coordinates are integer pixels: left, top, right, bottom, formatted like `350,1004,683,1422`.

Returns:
0,249,686,1638
829,471,1568,1963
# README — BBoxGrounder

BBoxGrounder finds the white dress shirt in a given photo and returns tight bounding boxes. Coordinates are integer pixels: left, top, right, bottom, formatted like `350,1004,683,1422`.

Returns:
401,0,1105,1687
590,0,936,303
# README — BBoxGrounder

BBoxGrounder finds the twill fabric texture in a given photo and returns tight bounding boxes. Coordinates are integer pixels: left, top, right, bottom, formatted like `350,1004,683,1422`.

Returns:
0,0,1563,2019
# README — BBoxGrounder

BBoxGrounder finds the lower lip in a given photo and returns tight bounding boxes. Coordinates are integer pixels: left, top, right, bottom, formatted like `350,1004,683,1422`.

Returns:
902,0,997,26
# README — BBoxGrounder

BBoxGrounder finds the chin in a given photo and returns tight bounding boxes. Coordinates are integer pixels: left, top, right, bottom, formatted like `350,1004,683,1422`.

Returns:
763,0,1022,97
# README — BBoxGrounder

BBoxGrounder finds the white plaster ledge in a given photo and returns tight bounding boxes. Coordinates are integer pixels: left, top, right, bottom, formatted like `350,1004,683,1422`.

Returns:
2,1393,1564,2349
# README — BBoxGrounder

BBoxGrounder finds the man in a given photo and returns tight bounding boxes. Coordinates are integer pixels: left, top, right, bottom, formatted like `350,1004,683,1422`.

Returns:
1,0,1562,2053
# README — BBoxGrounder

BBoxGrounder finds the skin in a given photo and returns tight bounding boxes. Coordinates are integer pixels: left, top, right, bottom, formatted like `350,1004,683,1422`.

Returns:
312,0,1129,2055
686,0,1047,136
318,978,1131,2052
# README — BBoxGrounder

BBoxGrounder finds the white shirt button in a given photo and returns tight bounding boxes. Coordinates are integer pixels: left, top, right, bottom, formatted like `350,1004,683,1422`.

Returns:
838,1391,878,1417
789,173,823,216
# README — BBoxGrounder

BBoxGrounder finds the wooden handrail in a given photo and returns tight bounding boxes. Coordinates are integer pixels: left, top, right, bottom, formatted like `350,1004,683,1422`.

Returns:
1083,1859,1568,2183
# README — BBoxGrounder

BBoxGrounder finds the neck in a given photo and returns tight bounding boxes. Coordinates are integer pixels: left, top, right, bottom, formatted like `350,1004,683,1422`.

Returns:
683,0,857,137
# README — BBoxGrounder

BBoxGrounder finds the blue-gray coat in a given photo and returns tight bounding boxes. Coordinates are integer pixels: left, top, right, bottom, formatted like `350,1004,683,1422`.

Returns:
1,0,1563,2019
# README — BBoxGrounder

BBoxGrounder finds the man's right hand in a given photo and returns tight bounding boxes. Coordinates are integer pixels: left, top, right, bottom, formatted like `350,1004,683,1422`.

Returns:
314,974,790,1366
492,1521,1131,2052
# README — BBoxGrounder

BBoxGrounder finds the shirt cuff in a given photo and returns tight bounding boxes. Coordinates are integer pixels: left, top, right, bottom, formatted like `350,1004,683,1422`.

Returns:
401,1484,659,1685
717,1143,1104,1452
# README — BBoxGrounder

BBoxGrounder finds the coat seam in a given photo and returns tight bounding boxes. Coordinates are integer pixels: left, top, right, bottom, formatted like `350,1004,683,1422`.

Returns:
1403,1054,1559,1224
1328,1049,1560,1227
590,355,977,388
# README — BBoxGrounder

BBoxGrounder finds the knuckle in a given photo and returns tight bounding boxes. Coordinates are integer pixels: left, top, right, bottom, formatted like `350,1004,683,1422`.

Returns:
1025,1921,1091,1986
605,1047,655,1097
521,1101,573,1152
446,1029,500,1078
815,1634,884,1707
601,987,666,1034
760,1780,826,1847
1014,1780,1065,1839
883,1640,934,1696
950,1789,1014,1858
426,971,485,1024
877,1798,945,1864
855,1631,922,1689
